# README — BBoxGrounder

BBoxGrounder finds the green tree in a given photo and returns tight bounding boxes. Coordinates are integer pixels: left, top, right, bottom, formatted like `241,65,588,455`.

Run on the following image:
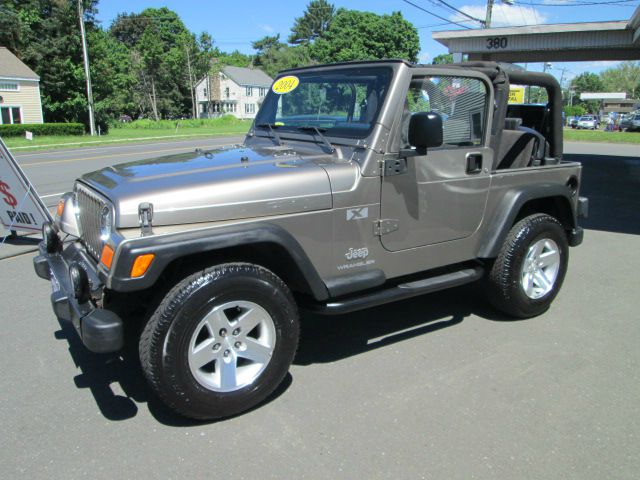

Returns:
252,34,285,61
0,0,100,125
109,11,150,48
288,0,335,45
88,29,136,126
219,50,253,68
570,72,604,113
600,61,640,99
251,35,310,77
431,53,453,65
311,9,419,64
111,7,196,120
564,105,586,118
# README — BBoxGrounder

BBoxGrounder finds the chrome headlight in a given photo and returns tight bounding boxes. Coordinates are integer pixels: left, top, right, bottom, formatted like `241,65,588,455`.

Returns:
99,206,113,241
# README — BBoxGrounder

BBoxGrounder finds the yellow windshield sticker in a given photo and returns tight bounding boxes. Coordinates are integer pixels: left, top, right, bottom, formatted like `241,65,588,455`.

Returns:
272,76,299,94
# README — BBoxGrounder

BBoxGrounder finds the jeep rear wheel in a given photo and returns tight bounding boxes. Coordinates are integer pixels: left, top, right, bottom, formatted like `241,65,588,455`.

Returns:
139,263,299,420
485,214,569,318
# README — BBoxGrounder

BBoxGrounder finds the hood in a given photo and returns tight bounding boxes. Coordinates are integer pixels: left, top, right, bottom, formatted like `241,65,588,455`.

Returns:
80,145,333,228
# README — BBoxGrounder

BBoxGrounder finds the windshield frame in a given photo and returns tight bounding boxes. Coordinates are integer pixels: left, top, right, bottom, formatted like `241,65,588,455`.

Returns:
254,66,394,141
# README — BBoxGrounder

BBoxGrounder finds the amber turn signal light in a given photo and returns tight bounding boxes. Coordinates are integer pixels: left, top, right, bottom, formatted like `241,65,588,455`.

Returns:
131,253,155,278
56,199,65,217
100,244,114,270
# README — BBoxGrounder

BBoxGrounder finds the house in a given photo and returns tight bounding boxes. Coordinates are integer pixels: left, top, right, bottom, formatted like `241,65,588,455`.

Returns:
195,66,272,120
0,47,43,125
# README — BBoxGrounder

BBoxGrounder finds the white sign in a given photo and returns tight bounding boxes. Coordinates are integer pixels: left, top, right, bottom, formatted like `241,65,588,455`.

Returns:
25,131,33,141
0,137,51,233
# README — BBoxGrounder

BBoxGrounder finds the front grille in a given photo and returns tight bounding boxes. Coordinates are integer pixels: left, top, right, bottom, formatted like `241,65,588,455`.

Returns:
75,184,109,259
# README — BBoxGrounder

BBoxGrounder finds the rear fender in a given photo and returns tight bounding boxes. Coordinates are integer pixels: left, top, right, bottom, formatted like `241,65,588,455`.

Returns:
477,184,575,259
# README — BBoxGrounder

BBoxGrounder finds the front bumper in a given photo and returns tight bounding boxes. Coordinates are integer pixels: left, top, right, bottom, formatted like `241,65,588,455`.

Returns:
33,227,123,353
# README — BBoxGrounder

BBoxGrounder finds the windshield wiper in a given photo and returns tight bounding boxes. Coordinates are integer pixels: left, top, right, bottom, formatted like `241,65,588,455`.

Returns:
296,126,335,153
255,123,282,146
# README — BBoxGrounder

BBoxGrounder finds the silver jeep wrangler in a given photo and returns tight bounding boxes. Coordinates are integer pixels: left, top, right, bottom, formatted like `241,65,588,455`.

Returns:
34,60,588,419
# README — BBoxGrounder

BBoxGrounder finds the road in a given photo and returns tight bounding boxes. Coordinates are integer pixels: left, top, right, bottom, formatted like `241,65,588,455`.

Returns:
0,139,639,479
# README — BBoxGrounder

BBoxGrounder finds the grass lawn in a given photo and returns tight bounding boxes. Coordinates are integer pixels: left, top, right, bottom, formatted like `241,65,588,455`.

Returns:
564,128,640,144
3,121,251,151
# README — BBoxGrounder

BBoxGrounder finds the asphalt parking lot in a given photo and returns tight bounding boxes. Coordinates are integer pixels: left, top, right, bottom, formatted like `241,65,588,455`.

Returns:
0,140,638,479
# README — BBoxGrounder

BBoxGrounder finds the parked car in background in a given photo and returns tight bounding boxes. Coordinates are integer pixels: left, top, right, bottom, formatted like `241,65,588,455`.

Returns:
569,116,579,129
625,114,640,132
577,115,599,130
619,114,632,130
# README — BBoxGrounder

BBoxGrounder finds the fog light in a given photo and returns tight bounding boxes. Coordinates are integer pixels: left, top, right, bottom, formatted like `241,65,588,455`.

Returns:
42,222,61,254
69,262,90,304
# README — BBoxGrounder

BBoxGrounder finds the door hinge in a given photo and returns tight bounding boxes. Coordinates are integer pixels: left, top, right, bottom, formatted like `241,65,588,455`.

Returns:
381,158,407,177
374,219,399,236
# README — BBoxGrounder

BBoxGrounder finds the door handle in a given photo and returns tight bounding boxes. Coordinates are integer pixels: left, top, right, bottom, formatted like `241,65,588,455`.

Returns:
466,153,483,174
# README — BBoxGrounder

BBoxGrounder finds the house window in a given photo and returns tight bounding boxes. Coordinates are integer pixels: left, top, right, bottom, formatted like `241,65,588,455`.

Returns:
225,87,230,98
0,82,19,91
246,86,253,96
0,106,22,124
244,103,255,114
259,87,268,97
203,88,208,98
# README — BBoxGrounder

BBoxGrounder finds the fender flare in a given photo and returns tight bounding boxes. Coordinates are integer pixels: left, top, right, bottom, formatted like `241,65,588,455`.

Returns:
477,184,576,259
104,222,329,301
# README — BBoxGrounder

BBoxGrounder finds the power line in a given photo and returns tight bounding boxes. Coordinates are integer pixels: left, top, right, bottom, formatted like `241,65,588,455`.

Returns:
431,0,486,25
400,0,474,29
416,19,479,28
517,0,638,6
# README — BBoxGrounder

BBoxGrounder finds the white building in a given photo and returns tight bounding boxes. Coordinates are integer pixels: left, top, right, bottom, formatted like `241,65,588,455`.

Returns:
0,47,44,125
195,66,272,120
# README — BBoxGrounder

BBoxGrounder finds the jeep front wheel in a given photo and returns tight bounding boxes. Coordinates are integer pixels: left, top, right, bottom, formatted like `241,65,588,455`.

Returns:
139,263,299,420
485,214,569,318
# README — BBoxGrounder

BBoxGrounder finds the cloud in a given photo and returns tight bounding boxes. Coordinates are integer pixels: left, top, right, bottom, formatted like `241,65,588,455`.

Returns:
452,4,548,27
419,52,431,63
259,24,275,33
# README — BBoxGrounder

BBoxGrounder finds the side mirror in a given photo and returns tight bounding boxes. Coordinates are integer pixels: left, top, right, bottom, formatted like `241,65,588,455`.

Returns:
408,111,443,154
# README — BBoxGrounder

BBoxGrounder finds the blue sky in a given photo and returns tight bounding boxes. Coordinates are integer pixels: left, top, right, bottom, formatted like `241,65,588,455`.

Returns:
95,0,639,85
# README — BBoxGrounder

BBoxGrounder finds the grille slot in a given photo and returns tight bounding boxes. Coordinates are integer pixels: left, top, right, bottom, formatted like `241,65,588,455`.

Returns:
75,185,109,259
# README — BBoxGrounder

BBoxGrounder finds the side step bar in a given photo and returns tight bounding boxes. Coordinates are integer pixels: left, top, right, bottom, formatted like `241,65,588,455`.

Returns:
308,266,484,315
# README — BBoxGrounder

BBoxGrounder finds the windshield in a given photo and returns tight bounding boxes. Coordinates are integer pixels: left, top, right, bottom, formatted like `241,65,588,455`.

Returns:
580,116,592,120
255,67,393,139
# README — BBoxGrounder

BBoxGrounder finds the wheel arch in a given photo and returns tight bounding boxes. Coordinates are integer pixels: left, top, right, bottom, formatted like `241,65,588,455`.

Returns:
477,184,576,259
107,222,329,301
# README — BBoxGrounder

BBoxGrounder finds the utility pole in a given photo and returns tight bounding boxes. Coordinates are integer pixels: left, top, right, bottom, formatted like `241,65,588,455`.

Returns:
184,43,196,119
485,0,513,29
484,0,494,28
77,0,96,136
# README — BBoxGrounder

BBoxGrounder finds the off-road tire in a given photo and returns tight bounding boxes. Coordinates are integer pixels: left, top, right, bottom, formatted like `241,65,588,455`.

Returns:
485,214,569,318
139,263,299,420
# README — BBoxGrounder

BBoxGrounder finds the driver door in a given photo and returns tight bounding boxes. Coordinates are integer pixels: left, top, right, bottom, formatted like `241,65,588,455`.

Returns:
380,72,492,252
